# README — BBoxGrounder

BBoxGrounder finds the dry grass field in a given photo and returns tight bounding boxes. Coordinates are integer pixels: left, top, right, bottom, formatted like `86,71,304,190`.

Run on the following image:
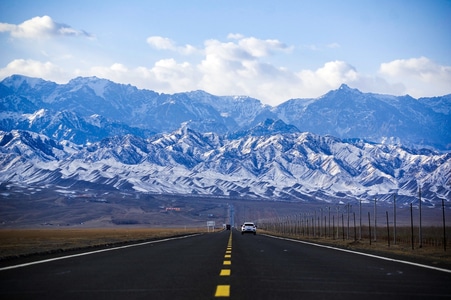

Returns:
1,187,449,269
0,227,207,260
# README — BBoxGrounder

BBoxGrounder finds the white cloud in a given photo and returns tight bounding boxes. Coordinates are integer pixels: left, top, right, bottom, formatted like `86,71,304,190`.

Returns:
378,57,451,96
77,59,198,93
0,59,68,82
2,30,450,105
0,16,92,39
146,35,197,55
196,36,299,103
314,61,358,86
227,33,244,40
233,35,293,57
150,59,197,90
146,36,176,50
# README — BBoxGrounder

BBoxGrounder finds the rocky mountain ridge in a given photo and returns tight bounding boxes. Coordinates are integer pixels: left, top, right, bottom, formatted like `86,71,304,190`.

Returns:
1,75,450,150
0,75,450,205
1,122,449,205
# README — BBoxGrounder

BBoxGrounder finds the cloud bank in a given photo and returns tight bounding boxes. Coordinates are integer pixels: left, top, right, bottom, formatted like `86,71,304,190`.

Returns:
1,16,450,105
0,15,92,39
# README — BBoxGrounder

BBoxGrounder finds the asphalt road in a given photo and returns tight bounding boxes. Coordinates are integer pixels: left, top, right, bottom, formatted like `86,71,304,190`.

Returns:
1,230,450,299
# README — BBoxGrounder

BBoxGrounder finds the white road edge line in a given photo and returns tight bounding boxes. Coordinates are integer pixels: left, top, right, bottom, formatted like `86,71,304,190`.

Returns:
0,233,201,271
264,234,451,274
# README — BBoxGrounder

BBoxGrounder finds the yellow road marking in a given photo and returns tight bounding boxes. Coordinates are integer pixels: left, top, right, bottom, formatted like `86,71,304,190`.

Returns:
215,285,230,297
215,232,233,297
220,269,231,276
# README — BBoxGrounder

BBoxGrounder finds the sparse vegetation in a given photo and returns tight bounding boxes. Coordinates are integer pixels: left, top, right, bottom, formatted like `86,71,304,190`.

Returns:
0,227,207,260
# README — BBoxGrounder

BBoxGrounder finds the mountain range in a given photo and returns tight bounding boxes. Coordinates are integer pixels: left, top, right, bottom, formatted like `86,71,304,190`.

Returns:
1,75,450,149
0,75,450,206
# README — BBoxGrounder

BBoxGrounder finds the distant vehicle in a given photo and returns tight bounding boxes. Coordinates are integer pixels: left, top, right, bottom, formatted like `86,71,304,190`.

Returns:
241,222,256,235
226,224,231,230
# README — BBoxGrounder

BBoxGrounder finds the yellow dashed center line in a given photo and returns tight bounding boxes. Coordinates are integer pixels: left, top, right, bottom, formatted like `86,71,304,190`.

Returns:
215,231,233,297
215,285,230,297
220,269,231,276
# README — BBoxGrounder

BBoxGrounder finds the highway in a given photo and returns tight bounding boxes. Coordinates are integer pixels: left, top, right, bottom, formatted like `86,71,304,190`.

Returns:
1,230,450,299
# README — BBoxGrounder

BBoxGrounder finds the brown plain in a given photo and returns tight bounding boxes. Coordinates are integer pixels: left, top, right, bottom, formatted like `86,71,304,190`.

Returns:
0,228,205,260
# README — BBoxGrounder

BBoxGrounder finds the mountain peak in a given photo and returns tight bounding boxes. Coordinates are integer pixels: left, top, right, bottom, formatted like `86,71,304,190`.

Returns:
67,76,113,98
337,83,361,94
339,83,351,90
1,74,450,150
1,74,49,90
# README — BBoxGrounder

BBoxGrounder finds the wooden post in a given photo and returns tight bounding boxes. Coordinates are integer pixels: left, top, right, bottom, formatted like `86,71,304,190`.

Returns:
359,199,362,240
374,197,377,242
332,215,335,240
386,211,390,247
336,207,339,240
342,214,345,241
347,203,350,240
419,187,423,248
328,206,331,238
443,199,447,252
410,203,414,250
393,194,397,245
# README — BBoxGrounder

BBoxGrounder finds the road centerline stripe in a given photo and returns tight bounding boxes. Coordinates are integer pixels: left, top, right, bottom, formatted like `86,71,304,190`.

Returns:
220,269,231,276
215,285,230,297
215,231,233,298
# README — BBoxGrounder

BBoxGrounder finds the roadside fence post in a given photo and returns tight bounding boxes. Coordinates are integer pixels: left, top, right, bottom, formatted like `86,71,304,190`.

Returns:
386,211,390,247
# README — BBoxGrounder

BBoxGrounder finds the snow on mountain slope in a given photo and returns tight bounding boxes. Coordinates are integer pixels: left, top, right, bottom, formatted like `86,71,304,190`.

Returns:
3,75,449,149
274,84,451,150
1,75,450,206
1,123,449,205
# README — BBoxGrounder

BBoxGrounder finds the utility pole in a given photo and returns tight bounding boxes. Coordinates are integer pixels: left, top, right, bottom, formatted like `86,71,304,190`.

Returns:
393,194,397,245
346,203,350,240
359,199,362,240
328,206,331,238
419,187,423,248
374,197,377,242
320,208,323,237
336,207,339,240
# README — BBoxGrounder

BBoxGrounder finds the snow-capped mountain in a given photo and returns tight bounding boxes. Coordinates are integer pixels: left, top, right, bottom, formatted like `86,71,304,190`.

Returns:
1,123,449,205
2,75,449,150
274,84,451,150
1,75,450,206
0,109,154,144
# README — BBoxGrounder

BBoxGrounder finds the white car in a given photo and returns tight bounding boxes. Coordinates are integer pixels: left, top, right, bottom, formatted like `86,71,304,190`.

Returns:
241,222,257,235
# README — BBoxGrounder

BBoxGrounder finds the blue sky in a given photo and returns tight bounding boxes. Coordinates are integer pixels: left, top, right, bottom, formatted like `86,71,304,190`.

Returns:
0,0,450,105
